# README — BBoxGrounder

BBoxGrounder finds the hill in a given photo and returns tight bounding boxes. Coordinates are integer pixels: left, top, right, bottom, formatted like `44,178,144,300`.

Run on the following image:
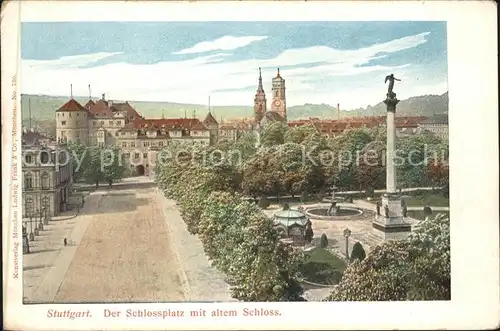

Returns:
20,92,448,123
346,92,449,118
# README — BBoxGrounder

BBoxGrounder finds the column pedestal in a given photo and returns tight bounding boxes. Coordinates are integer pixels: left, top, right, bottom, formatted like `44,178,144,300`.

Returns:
372,193,411,242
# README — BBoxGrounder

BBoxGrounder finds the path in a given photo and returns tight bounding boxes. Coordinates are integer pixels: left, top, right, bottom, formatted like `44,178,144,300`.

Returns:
156,188,235,302
24,177,233,303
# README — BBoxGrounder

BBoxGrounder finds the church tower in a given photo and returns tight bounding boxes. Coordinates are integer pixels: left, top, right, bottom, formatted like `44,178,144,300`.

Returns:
271,68,286,121
253,67,267,124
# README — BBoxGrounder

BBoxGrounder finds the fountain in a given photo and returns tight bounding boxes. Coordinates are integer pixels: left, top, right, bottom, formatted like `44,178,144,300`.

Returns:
305,184,364,220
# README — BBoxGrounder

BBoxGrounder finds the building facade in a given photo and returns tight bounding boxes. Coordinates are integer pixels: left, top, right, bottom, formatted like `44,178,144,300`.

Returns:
418,114,449,140
55,95,216,175
22,131,73,219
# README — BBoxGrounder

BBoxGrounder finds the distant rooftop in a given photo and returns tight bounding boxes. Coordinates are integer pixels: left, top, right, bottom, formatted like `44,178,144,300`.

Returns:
420,114,448,125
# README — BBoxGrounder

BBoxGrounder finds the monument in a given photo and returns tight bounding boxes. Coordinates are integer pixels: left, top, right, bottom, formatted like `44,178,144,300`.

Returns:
371,74,412,241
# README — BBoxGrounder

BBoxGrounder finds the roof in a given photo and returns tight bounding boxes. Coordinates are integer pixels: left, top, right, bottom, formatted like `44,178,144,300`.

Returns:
420,114,448,125
21,130,51,145
129,118,206,130
190,121,209,130
111,102,142,120
219,124,237,130
264,111,285,122
88,100,114,117
56,99,87,112
84,99,96,109
274,210,307,219
274,209,308,228
203,111,218,125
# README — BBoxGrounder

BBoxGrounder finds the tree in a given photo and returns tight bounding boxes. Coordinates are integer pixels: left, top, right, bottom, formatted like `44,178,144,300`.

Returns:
350,242,366,261
326,214,450,301
66,142,89,183
101,146,126,186
396,135,447,188
423,206,433,216
260,121,287,147
83,146,105,187
272,143,306,198
284,124,319,144
426,160,449,190
228,214,305,301
304,221,314,243
320,233,328,248
356,139,386,191
242,151,283,199
233,133,258,164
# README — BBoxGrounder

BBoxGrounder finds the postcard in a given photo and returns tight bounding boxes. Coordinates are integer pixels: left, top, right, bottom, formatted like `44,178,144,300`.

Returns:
2,1,499,330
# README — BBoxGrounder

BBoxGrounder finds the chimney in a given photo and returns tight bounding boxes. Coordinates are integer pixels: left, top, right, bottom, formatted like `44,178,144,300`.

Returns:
102,93,106,101
108,100,113,108
337,103,340,120
70,84,73,98
88,84,92,100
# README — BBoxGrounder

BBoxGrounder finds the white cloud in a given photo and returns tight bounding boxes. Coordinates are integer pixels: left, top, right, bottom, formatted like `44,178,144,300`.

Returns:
21,32,446,110
22,52,122,69
173,35,268,54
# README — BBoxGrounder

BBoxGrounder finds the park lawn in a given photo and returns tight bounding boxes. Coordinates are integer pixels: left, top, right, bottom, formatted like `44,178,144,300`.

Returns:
361,192,449,207
407,210,450,221
404,192,449,207
301,248,347,285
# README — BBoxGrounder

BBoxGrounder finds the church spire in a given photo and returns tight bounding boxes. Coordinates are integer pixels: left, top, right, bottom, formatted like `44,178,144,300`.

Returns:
257,67,264,92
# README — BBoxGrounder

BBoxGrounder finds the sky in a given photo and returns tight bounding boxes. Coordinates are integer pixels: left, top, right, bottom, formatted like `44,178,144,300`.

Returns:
21,22,448,110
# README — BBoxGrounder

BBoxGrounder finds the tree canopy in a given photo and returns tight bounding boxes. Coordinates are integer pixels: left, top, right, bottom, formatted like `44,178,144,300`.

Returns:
326,214,450,301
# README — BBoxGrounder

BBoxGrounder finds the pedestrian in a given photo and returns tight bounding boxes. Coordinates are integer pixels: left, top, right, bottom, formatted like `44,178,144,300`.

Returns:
64,238,67,246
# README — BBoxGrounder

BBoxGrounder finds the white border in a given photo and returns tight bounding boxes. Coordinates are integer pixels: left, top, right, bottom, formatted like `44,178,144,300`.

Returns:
2,1,499,330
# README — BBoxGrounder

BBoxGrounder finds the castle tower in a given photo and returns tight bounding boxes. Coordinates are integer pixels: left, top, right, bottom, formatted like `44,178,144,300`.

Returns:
56,98,89,146
253,67,267,124
271,68,286,121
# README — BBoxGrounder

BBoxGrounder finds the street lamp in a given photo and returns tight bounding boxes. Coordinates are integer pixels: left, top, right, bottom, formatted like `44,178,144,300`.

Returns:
38,209,44,231
42,207,49,225
33,210,40,236
29,215,35,241
343,228,352,263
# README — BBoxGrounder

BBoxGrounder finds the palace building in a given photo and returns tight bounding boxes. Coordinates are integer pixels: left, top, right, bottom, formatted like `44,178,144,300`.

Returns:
21,129,74,219
55,93,220,175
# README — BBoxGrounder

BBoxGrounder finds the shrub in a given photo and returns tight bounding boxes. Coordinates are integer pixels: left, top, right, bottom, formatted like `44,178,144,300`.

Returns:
258,197,270,209
282,202,290,210
300,192,316,203
320,233,328,248
350,242,366,262
305,223,314,243
423,206,433,216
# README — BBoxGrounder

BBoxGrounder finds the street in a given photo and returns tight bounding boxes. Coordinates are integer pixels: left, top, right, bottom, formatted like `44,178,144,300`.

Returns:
23,177,233,303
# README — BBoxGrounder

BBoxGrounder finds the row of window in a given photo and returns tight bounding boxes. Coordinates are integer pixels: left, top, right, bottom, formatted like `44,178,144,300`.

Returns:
24,172,51,190
57,112,86,118
92,120,122,127
25,152,51,164
24,196,51,216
